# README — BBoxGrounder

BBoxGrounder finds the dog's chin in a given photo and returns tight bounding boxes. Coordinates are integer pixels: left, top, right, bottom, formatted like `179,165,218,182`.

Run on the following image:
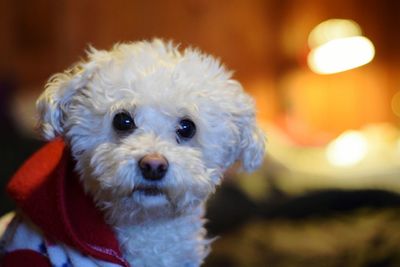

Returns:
132,185,169,208
98,184,206,225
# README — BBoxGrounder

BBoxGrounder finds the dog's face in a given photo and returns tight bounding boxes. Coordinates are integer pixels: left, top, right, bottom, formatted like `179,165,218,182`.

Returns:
36,40,265,225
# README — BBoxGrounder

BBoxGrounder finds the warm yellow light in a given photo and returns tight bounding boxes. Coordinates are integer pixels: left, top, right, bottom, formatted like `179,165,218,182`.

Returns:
308,36,375,74
307,19,375,74
326,131,368,167
308,19,362,48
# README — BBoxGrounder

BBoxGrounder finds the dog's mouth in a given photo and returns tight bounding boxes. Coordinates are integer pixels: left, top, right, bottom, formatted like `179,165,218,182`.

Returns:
133,185,164,196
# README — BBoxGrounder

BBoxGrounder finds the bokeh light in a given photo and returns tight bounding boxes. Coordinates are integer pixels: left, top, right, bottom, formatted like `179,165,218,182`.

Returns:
308,19,362,48
326,131,368,167
307,19,375,74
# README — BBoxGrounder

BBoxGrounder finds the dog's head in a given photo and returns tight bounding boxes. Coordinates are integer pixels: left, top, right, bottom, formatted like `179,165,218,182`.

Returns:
36,39,265,225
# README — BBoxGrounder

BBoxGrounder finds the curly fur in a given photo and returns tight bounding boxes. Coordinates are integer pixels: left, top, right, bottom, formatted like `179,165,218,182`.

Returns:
36,39,265,266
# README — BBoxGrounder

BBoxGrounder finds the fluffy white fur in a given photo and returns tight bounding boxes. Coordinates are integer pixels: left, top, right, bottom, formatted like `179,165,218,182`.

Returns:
36,39,265,266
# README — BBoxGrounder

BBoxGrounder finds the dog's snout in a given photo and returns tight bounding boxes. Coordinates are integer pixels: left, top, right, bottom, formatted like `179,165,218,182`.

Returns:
138,154,169,181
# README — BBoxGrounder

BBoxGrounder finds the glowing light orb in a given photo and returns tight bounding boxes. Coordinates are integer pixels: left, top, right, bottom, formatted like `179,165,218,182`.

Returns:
326,131,368,167
307,19,375,74
308,19,362,48
308,36,375,74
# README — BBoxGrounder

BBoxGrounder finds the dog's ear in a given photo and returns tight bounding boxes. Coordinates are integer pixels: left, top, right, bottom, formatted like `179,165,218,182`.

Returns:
227,81,266,172
36,61,97,140
238,120,266,172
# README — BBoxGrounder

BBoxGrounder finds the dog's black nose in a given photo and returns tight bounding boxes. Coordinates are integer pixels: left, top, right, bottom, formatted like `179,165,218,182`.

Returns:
138,154,169,181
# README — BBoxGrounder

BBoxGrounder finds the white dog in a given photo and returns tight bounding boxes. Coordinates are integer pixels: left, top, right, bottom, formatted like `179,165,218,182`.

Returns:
0,39,265,267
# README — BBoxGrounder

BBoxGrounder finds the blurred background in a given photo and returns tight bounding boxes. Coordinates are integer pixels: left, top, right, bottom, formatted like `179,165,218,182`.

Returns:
1,0,400,266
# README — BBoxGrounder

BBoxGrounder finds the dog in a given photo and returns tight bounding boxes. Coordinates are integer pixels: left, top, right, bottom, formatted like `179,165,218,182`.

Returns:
0,39,265,267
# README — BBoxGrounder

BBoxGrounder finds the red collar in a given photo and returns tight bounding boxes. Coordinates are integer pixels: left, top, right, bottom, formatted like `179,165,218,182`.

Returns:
7,138,129,267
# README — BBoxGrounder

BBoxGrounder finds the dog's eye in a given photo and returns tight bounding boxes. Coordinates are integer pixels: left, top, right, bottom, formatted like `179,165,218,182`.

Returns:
113,112,136,132
176,119,196,140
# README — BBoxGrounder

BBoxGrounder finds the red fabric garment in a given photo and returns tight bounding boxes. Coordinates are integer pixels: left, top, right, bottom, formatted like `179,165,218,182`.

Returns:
6,138,129,267
2,249,52,267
